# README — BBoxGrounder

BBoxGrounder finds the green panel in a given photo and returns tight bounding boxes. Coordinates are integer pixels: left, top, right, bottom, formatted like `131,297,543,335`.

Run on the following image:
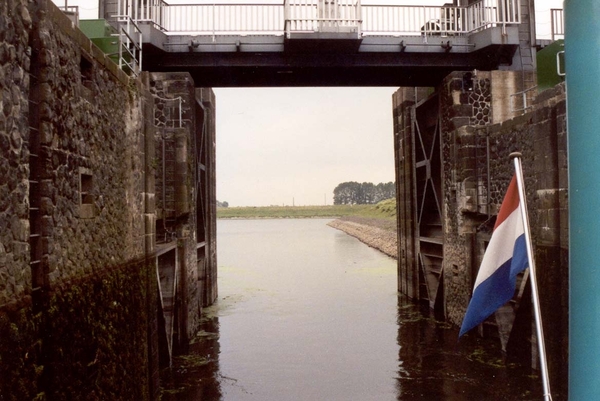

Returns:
79,19,117,39
537,40,565,93
91,37,119,56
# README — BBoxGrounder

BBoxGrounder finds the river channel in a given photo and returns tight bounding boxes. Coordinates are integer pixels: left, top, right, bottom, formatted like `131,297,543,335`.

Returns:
161,218,540,400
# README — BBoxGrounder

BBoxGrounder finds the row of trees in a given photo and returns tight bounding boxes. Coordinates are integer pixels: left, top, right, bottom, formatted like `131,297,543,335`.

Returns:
333,181,395,205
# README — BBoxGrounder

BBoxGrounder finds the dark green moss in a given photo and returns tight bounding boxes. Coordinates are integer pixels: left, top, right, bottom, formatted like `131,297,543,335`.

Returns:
0,301,43,401
0,258,158,401
43,259,153,401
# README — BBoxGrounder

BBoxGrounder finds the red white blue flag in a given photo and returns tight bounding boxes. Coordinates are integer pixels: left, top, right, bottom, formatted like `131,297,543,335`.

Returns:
459,175,529,337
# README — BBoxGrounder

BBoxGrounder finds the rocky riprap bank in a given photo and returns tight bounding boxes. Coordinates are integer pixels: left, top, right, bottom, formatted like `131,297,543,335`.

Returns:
327,217,397,259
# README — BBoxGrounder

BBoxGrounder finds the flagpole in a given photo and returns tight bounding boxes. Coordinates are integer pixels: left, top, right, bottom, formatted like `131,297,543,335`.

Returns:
510,152,552,401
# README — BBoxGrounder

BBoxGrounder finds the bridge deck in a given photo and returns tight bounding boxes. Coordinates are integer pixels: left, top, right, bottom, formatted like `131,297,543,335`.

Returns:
109,1,526,86
142,26,519,87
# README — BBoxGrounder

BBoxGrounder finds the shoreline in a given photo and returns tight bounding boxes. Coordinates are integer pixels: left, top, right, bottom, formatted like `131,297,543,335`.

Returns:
327,217,398,259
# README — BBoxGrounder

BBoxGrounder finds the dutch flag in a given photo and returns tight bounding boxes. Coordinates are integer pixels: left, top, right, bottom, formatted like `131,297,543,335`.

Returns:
459,175,529,337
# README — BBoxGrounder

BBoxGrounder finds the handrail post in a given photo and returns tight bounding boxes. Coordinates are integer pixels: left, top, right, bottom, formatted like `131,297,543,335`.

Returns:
422,6,427,43
284,0,290,38
551,8,555,41
356,0,361,37
212,3,216,42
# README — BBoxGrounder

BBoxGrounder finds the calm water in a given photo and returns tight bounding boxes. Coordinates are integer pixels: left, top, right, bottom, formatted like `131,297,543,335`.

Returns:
162,219,539,400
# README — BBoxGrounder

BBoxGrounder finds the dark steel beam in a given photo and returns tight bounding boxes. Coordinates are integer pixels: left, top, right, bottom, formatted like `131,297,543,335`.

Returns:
143,45,517,87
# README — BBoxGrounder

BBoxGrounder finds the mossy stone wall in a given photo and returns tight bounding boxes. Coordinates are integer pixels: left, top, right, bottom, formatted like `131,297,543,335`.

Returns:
41,258,156,401
0,258,158,400
1,0,159,399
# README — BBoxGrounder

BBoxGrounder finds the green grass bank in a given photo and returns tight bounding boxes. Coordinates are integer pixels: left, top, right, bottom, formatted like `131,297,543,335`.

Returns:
217,199,397,221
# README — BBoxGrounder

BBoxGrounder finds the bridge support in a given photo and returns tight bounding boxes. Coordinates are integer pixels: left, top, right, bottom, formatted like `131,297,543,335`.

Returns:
565,0,600,399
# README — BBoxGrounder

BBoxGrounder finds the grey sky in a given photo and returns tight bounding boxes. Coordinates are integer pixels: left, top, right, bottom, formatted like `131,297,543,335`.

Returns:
215,87,398,206
56,0,563,206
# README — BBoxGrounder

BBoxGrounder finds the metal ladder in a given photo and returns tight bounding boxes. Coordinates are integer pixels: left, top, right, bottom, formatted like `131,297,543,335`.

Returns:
512,0,537,114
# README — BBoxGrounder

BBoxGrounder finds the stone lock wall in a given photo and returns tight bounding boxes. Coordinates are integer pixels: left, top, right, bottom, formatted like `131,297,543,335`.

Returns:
440,77,568,326
148,72,210,345
1,1,215,399
395,73,568,397
482,84,568,397
0,0,34,314
0,0,160,399
1,1,41,397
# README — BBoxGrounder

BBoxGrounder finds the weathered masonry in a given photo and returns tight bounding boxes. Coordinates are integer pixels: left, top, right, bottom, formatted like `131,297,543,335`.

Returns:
1,0,567,399
0,1,216,399
393,75,568,397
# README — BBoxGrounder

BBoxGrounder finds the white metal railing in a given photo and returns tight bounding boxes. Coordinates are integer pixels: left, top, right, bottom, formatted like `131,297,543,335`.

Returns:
58,5,79,26
551,8,564,41
511,85,537,114
164,3,284,35
112,1,145,76
132,0,166,28
362,0,521,36
285,0,361,36
361,5,464,36
113,0,167,30
463,0,520,33
124,0,521,37
113,5,143,76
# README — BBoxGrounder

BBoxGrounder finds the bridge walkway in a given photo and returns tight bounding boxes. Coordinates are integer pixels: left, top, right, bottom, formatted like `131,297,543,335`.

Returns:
104,0,532,86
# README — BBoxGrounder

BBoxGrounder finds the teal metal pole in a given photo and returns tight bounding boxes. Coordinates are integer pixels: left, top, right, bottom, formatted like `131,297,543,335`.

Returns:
565,0,600,399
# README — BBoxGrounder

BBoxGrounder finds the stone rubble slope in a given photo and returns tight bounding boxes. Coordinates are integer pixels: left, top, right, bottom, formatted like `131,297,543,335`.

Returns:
327,217,397,259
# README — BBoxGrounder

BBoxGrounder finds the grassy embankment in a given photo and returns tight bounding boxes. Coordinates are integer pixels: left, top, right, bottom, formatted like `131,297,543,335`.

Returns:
217,198,397,222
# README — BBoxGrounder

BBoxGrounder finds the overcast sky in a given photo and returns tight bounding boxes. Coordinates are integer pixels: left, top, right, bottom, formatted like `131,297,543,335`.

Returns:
215,87,398,206
57,0,563,206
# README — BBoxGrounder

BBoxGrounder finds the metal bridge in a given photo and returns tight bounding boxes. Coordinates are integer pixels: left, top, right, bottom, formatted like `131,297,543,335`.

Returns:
102,0,536,86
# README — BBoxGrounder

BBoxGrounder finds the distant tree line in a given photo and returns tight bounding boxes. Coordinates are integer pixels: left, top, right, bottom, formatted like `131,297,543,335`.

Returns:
333,181,395,205
217,200,229,208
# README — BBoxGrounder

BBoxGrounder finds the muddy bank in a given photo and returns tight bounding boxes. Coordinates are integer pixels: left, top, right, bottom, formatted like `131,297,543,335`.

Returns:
327,216,397,259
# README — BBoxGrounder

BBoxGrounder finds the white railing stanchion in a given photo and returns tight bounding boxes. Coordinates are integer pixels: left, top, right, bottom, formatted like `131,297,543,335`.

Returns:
119,0,526,38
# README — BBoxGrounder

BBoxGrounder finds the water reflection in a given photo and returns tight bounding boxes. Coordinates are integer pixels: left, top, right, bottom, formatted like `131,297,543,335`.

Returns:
161,313,222,400
395,297,541,400
160,219,540,400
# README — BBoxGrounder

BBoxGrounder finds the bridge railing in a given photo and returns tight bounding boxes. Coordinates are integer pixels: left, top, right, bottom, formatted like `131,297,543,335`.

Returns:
111,1,144,75
112,0,167,30
285,0,361,35
113,15,143,76
58,5,79,26
362,0,520,36
551,8,564,41
126,0,520,37
464,0,521,33
163,3,284,35
122,1,285,34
